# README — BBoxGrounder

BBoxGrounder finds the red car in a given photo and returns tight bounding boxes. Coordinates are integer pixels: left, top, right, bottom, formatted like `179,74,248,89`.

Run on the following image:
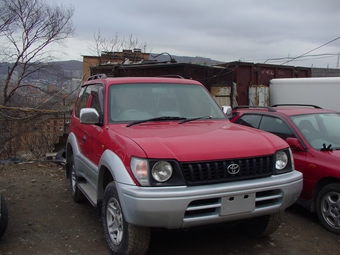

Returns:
230,104,340,234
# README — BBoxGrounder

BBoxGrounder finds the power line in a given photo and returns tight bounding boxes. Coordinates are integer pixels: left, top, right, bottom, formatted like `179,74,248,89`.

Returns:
265,53,339,64
281,36,340,65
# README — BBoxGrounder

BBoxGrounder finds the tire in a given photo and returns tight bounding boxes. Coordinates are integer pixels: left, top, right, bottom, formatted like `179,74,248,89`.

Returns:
102,182,150,255
316,183,340,234
0,195,9,238
238,212,283,237
69,155,86,203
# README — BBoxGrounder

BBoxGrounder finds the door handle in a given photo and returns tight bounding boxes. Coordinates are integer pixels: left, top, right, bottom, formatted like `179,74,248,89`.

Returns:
82,136,86,142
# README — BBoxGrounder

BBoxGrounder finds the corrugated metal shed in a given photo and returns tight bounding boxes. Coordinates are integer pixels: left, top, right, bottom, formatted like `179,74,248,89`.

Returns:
89,61,312,106
216,62,311,105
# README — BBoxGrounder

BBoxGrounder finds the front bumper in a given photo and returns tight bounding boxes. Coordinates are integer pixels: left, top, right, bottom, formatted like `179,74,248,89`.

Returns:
117,170,302,229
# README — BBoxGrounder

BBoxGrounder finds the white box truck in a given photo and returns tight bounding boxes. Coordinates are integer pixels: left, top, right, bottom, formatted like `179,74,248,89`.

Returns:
270,77,340,112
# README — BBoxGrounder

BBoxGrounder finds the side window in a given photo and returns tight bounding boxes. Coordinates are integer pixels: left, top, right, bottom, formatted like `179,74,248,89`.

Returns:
236,114,261,128
90,87,104,115
75,86,91,117
259,116,294,140
90,93,102,114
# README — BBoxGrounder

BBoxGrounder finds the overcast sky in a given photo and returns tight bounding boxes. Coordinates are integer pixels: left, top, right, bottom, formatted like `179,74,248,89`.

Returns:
49,0,340,68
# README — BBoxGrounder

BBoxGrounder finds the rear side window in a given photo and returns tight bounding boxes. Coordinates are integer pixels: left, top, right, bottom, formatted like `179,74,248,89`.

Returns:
236,114,261,128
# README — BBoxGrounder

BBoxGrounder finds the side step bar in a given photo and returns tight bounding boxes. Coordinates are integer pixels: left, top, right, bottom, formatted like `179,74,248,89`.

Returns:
78,182,97,207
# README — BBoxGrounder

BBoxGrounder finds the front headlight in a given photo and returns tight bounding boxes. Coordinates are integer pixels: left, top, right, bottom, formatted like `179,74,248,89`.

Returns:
275,150,288,170
130,157,185,186
273,149,294,174
152,161,173,182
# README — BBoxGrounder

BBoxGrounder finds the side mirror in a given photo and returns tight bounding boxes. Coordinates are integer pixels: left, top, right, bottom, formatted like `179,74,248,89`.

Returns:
286,137,304,151
80,108,100,124
222,106,232,118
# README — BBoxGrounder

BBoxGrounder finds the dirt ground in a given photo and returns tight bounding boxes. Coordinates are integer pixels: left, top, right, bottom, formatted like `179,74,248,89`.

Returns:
0,162,339,255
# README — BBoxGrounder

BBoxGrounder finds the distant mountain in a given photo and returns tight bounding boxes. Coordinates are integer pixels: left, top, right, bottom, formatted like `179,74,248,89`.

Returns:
0,60,83,75
50,60,83,71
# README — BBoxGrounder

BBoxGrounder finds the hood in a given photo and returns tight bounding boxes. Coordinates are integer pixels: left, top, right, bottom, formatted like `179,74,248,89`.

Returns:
110,120,288,161
321,149,340,159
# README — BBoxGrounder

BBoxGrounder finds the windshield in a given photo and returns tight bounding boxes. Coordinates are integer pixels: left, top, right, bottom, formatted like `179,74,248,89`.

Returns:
108,83,225,123
291,113,340,150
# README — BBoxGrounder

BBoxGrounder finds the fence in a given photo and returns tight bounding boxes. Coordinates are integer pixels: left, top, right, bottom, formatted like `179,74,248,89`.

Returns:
0,104,73,162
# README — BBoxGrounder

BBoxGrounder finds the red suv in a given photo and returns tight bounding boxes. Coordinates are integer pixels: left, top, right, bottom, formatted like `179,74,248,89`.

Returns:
230,104,340,234
66,75,302,254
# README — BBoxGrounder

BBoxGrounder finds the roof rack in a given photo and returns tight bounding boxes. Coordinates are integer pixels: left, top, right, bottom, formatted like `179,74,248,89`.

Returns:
87,74,107,81
271,104,322,109
233,105,276,112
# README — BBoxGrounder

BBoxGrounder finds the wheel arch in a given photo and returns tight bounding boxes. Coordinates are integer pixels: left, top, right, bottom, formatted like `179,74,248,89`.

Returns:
97,149,136,201
97,165,114,202
65,133,79,179
311,177,340,212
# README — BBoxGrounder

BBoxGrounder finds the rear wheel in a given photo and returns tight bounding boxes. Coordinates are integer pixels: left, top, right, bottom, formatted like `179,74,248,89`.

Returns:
316,183,340,234
0,195,8,238
238,212,283,237
69,155,86,203
102,182,150,255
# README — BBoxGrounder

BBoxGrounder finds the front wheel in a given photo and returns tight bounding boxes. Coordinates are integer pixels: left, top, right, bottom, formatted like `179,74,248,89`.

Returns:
238,212,283,237
102,182,150,255
0,195,9,238
316,183,340,234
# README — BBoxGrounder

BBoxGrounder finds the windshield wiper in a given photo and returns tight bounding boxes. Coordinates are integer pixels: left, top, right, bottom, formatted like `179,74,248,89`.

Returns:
320,143,340,151
320,143,333,151
126,116,186,127
179,116,212,124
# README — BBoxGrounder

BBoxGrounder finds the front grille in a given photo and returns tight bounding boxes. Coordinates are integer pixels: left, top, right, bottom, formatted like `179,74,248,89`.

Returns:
181,156,272,186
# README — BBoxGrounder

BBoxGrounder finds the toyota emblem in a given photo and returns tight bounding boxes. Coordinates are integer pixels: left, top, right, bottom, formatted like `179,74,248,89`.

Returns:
227,164,240,175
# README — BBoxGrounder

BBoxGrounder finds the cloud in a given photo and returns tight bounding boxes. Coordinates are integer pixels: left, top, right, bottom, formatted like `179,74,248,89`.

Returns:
47,0,340,68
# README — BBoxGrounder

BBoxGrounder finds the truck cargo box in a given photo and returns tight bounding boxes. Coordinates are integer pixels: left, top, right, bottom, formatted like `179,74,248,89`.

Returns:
270,77,340,112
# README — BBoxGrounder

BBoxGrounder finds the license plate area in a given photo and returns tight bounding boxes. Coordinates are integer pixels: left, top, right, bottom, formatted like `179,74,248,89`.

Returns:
221,193,255,215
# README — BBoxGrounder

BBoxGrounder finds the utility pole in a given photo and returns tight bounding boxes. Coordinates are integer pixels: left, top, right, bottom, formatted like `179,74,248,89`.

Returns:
336,53,339,69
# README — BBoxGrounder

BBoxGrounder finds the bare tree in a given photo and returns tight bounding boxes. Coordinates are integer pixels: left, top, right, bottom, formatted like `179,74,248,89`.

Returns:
87,29,122,56
124,33,147,51
0,1,16,34
0,0,75,106
87,30,147,56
